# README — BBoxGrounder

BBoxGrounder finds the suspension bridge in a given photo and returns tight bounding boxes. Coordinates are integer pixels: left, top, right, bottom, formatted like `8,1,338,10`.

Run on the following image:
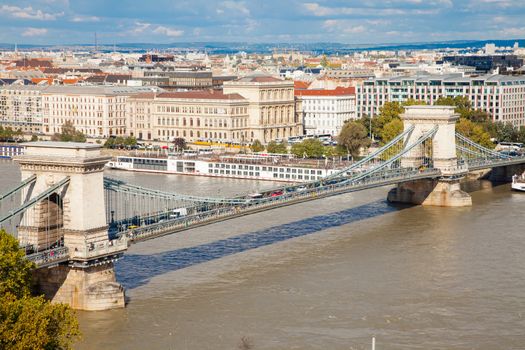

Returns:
1,105,525,310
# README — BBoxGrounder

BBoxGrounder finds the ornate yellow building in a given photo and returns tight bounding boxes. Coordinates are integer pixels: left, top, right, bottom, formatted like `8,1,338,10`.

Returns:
223,75,302,143
126,90,250,143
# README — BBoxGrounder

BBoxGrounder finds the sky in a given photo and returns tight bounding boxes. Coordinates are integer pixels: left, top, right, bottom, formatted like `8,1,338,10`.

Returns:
1,0,525,45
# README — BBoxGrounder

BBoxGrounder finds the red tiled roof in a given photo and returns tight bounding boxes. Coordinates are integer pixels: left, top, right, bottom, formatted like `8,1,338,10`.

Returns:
294,81,311,89
31,78,53,84
157,90,246,100
62,78,80,85
15,58,53,68
294,86,355,97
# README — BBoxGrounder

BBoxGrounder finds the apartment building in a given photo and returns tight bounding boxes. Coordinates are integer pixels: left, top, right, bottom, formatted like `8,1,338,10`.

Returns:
357,74,525,126
0,85,45,133
223,75,301,143
41,86,157,137
127,90,250,143
142,70,213,89
295,87,356,136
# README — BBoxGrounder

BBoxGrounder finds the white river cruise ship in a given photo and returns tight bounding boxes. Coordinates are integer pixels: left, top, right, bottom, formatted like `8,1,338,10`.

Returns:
107,153,346,182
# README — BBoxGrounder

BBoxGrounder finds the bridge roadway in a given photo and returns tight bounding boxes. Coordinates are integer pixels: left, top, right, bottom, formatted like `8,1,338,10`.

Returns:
125,167,441,242
23,154,525,268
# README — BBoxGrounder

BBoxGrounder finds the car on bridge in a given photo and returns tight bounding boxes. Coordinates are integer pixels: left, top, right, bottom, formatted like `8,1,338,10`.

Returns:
271,190,284,197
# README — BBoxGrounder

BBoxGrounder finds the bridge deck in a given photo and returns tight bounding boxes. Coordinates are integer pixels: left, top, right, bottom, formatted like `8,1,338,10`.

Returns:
126,168,441,243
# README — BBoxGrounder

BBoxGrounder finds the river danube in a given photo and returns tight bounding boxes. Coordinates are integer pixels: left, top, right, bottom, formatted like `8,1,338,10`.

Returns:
1,160,524,349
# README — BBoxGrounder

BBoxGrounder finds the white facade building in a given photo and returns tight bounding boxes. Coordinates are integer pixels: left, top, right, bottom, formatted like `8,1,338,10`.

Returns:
41,86,158,137
295,87,356,136
0,85,46,133
356,74,525,126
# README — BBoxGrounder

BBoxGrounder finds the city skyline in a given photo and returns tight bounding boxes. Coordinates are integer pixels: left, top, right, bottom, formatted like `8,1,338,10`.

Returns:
1,0,525,45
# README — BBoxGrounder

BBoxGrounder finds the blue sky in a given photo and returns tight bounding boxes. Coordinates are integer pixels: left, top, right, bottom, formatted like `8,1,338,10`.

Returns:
1,0,525,44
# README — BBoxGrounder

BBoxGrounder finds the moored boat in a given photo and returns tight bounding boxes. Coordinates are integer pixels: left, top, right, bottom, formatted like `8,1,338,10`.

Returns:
512,172,525,191
106,153,347,183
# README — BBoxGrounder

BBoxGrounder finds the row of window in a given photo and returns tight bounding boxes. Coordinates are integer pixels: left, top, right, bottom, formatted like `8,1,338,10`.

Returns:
208,162,323,175
157,105,248,115
207,168,322,180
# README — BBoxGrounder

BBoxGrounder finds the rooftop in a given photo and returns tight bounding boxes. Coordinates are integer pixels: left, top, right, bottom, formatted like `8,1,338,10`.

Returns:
23,141,100,149
41,85,159,96
294,86,356,97
157,90,246,101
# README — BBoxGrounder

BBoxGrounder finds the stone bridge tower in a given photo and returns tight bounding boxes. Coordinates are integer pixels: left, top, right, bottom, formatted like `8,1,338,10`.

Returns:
15,142,126,311
387,106,472,207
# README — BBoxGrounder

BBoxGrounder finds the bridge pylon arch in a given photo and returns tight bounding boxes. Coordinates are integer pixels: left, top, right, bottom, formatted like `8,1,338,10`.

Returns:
387,106,472,207
15,142,126,311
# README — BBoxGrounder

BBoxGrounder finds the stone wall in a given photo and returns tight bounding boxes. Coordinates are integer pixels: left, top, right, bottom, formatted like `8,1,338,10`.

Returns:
33,263,125,311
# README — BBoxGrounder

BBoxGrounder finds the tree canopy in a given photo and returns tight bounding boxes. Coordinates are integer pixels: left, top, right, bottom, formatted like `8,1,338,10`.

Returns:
0,126,22,141
51,121,86,143
172,137,187,151
456,118,494,149
266,141,288,154
337,121,371,159
291,138,325,158
250,140,264,153
0,229,81,350
0,230,34,299
104,136,137,149
379,118,404,145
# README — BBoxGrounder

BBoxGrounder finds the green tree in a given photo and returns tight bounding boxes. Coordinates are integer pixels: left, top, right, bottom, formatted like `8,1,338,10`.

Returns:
172,137,187,151
0,229,34,298
320,55,329,68
291,138,325,158
403,98,427,107
518,126,525,144
51,121,86,143
250,139,264,153
0,230,81,349
467,109,490,124
0,294,81,350
266,141,288,154
379,118,404,145
0,126,20,141
456,118,494,149
124,136,137,146
484,121,519,142
337,121,371,159
371,102,404,138
435,96,472,118
356,115,372,138
30,134,38,142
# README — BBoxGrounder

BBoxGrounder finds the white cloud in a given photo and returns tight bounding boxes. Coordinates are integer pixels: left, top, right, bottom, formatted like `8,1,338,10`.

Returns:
70,15,100,23
304,1,444,17
323,20,366,34
344,25,366,34
132,22,151,34
153,26,184,37
218,1,250,15
0,5,63,20
498,27,525,37
22,27,48,36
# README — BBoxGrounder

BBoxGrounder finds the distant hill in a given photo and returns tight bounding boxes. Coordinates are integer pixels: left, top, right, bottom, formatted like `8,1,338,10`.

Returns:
0,39,524,54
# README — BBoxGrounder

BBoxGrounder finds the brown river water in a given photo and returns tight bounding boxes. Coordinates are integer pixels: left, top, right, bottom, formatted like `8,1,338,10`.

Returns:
1,160,525,349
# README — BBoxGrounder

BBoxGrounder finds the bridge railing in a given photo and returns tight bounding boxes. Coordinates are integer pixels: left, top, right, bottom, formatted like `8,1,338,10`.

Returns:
26,246,69,267
439,164,469,177
464,155,525,170
71,236,129,260
125,167,442,241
